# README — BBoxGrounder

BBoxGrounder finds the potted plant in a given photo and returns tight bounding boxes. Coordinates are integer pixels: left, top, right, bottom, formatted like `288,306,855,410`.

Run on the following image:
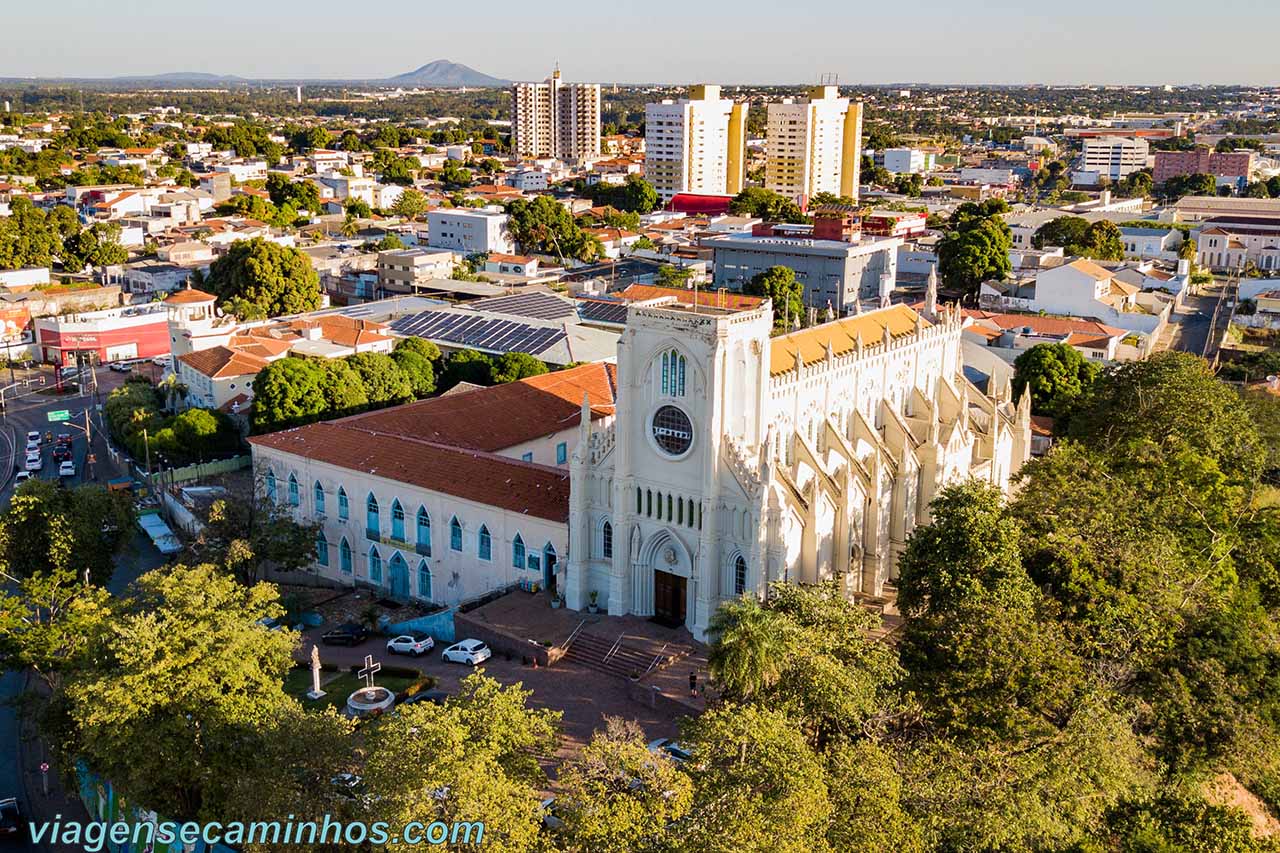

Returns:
588,590,599,614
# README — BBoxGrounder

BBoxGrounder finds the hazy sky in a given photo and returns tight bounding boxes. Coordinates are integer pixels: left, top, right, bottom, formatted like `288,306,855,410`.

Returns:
4,0,1278,85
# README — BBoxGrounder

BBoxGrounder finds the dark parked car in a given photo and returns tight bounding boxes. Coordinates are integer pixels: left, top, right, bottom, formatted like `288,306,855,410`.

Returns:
0,797,22,839
321,623,369,646
400,690,450,706
52,445,71,463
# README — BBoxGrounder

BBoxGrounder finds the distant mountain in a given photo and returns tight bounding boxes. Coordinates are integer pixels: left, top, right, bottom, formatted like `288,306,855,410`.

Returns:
386,60,508,88
109,71,248,84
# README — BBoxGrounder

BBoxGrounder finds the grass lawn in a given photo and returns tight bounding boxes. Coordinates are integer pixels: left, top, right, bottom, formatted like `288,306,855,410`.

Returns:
285,668,421,712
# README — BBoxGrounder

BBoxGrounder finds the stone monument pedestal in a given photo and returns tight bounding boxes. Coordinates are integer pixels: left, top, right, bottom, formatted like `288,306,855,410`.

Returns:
346,686,395,718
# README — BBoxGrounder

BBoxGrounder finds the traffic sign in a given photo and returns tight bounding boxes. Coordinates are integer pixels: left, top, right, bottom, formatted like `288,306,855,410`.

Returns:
47,410,71,422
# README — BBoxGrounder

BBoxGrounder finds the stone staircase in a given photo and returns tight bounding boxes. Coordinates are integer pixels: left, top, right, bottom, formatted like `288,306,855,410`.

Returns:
561,630,689,680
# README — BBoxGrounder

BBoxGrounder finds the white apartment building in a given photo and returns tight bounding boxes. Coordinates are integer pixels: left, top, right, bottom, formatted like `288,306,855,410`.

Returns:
511,68,601,161
644,85,748,202
1081,137,1150,181
426,207,514,255
883,148,932,175
764,86,863,202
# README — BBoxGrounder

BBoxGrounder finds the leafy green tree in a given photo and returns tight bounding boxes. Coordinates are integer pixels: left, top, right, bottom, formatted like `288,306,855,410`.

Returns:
1032,215,1090,251
390,187,428,220
492,352,549,385
589,174,660,213
265,173,320,213
374,232,405,250
250,356,328,433
0,567,113,692
745,266,805,330
937,215,1012,296
1105,792,1270,853
728,187,807,223
345,351,413,406
343,197,371,219
63,564,330,821
390,347,436,397
1179,236,1198,261
655,264,693,288
681,703,833,853
291,125,331,152
552,717,693,853
824,741,924,853
393,335,442,363
1012,342,1101,418
0,479,135,588
440,349,495,390
362,674,559,853
439,159,473,189
1116,169,1154,198
59,221,129,270
1162,172,1217,200
316,357,370,416
194,473,320,586
0,196,57,270
505,195,602,263
169,407,240,459
338,129,364,151
204,237,322,318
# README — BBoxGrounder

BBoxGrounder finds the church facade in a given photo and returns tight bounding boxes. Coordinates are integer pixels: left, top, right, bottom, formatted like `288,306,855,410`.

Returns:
563,296,1032,641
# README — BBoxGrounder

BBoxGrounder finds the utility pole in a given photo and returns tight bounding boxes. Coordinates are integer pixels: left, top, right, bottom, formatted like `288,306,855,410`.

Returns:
143,427,152,493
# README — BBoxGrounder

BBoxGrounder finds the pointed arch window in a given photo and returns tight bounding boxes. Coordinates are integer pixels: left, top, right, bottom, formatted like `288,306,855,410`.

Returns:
418,560,432,601
337,487,349,520
660,349,687,396
366,493,379,538
316,529,329,566
601,521,613,559
449,517,463,552
339,537,352,573
313,481,325,514
478,525,491,561
734,555,747,596
287,473,299,507
265,469,277,503
416,507,432,556
513,533,526,569
391,499,405,541
368,546,383,584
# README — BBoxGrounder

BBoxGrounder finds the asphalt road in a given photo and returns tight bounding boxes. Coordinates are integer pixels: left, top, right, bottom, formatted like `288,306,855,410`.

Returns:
1160,286,1219,356
0,363,161,849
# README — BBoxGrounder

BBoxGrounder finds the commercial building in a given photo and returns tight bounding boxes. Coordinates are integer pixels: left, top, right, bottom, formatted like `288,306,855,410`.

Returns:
376,249,457,295
1195,216,1280,272
763,86,863,203
707,210,901,312
35,303,170,365
1153,149,1254,187
1080,137,1149,180
426,207,514,255
644,85,748,202
511,68,601,161
882,148,931,175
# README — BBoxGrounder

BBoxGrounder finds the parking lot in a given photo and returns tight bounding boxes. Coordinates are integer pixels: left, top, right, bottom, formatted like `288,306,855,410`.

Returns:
297,626,685,758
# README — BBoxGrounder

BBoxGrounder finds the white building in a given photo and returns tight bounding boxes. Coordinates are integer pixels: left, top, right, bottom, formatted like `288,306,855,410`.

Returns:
511,68,601,161
764,86,862,203
1081,136,1149,181
426,207,514,255
883,148,931,175
644,85,747,202
250,293,1031,640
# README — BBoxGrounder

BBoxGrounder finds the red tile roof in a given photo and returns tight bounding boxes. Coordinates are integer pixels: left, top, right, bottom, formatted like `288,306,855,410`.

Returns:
328,362,617,452
164,287,218,305
177,346,270,379
620,283,766,311
964,309,1126,339
249,425,571,521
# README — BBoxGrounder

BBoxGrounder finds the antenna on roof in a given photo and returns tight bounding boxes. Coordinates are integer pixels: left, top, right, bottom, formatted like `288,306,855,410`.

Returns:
819,72,839,87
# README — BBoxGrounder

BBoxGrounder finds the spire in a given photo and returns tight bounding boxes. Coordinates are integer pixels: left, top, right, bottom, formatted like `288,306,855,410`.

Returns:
853,298,863,315
1016,386,1032,425
854,330,864,354
882,322,892,349
924,265,938,320
824,300,835,322
578,392,592,441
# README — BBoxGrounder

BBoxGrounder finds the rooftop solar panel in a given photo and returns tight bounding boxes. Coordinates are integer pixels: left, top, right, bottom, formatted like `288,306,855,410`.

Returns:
468,291,578,321
390,310,566,356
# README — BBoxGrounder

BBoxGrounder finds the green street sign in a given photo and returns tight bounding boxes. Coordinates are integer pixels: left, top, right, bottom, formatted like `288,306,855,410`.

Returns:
47,410,71,423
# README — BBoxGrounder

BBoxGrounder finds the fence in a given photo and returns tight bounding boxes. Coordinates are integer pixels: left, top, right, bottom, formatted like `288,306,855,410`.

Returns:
133,454,250,486
387,607,458,644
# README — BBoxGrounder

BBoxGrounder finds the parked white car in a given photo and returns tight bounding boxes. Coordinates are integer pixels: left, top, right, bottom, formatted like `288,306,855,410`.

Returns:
59,460,76,478
440,639,491,666
386,631,434,657
13,471,31,486
24,452,42,472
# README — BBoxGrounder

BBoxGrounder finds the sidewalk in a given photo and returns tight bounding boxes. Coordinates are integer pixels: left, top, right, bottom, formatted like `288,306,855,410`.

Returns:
17,672,90,852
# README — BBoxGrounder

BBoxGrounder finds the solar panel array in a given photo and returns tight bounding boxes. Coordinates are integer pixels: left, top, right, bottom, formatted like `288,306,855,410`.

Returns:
390,310,566,356
468,291,578,321
576,299,630,325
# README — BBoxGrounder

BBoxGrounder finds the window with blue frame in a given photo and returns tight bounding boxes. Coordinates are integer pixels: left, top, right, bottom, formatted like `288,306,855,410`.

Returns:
366,493,379,538
339,537,352,573
265,469,277,502
337,487,349,520
368,547,383,584
450,517,462,552
512,533,525,569
478,525,491,560
416,506,432,556
521,452,533,462
556,442,567,465
418,561,432,600
391,499,405,541
602,521,613,559
287,473,299,506
660,349,687,396
734,555,747,595
313,481,325,514
316,530,328,566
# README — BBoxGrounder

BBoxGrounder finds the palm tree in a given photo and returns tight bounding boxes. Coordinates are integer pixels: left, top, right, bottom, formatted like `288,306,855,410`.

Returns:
706,596,793,701
340,214,359,239
157,373,189,412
